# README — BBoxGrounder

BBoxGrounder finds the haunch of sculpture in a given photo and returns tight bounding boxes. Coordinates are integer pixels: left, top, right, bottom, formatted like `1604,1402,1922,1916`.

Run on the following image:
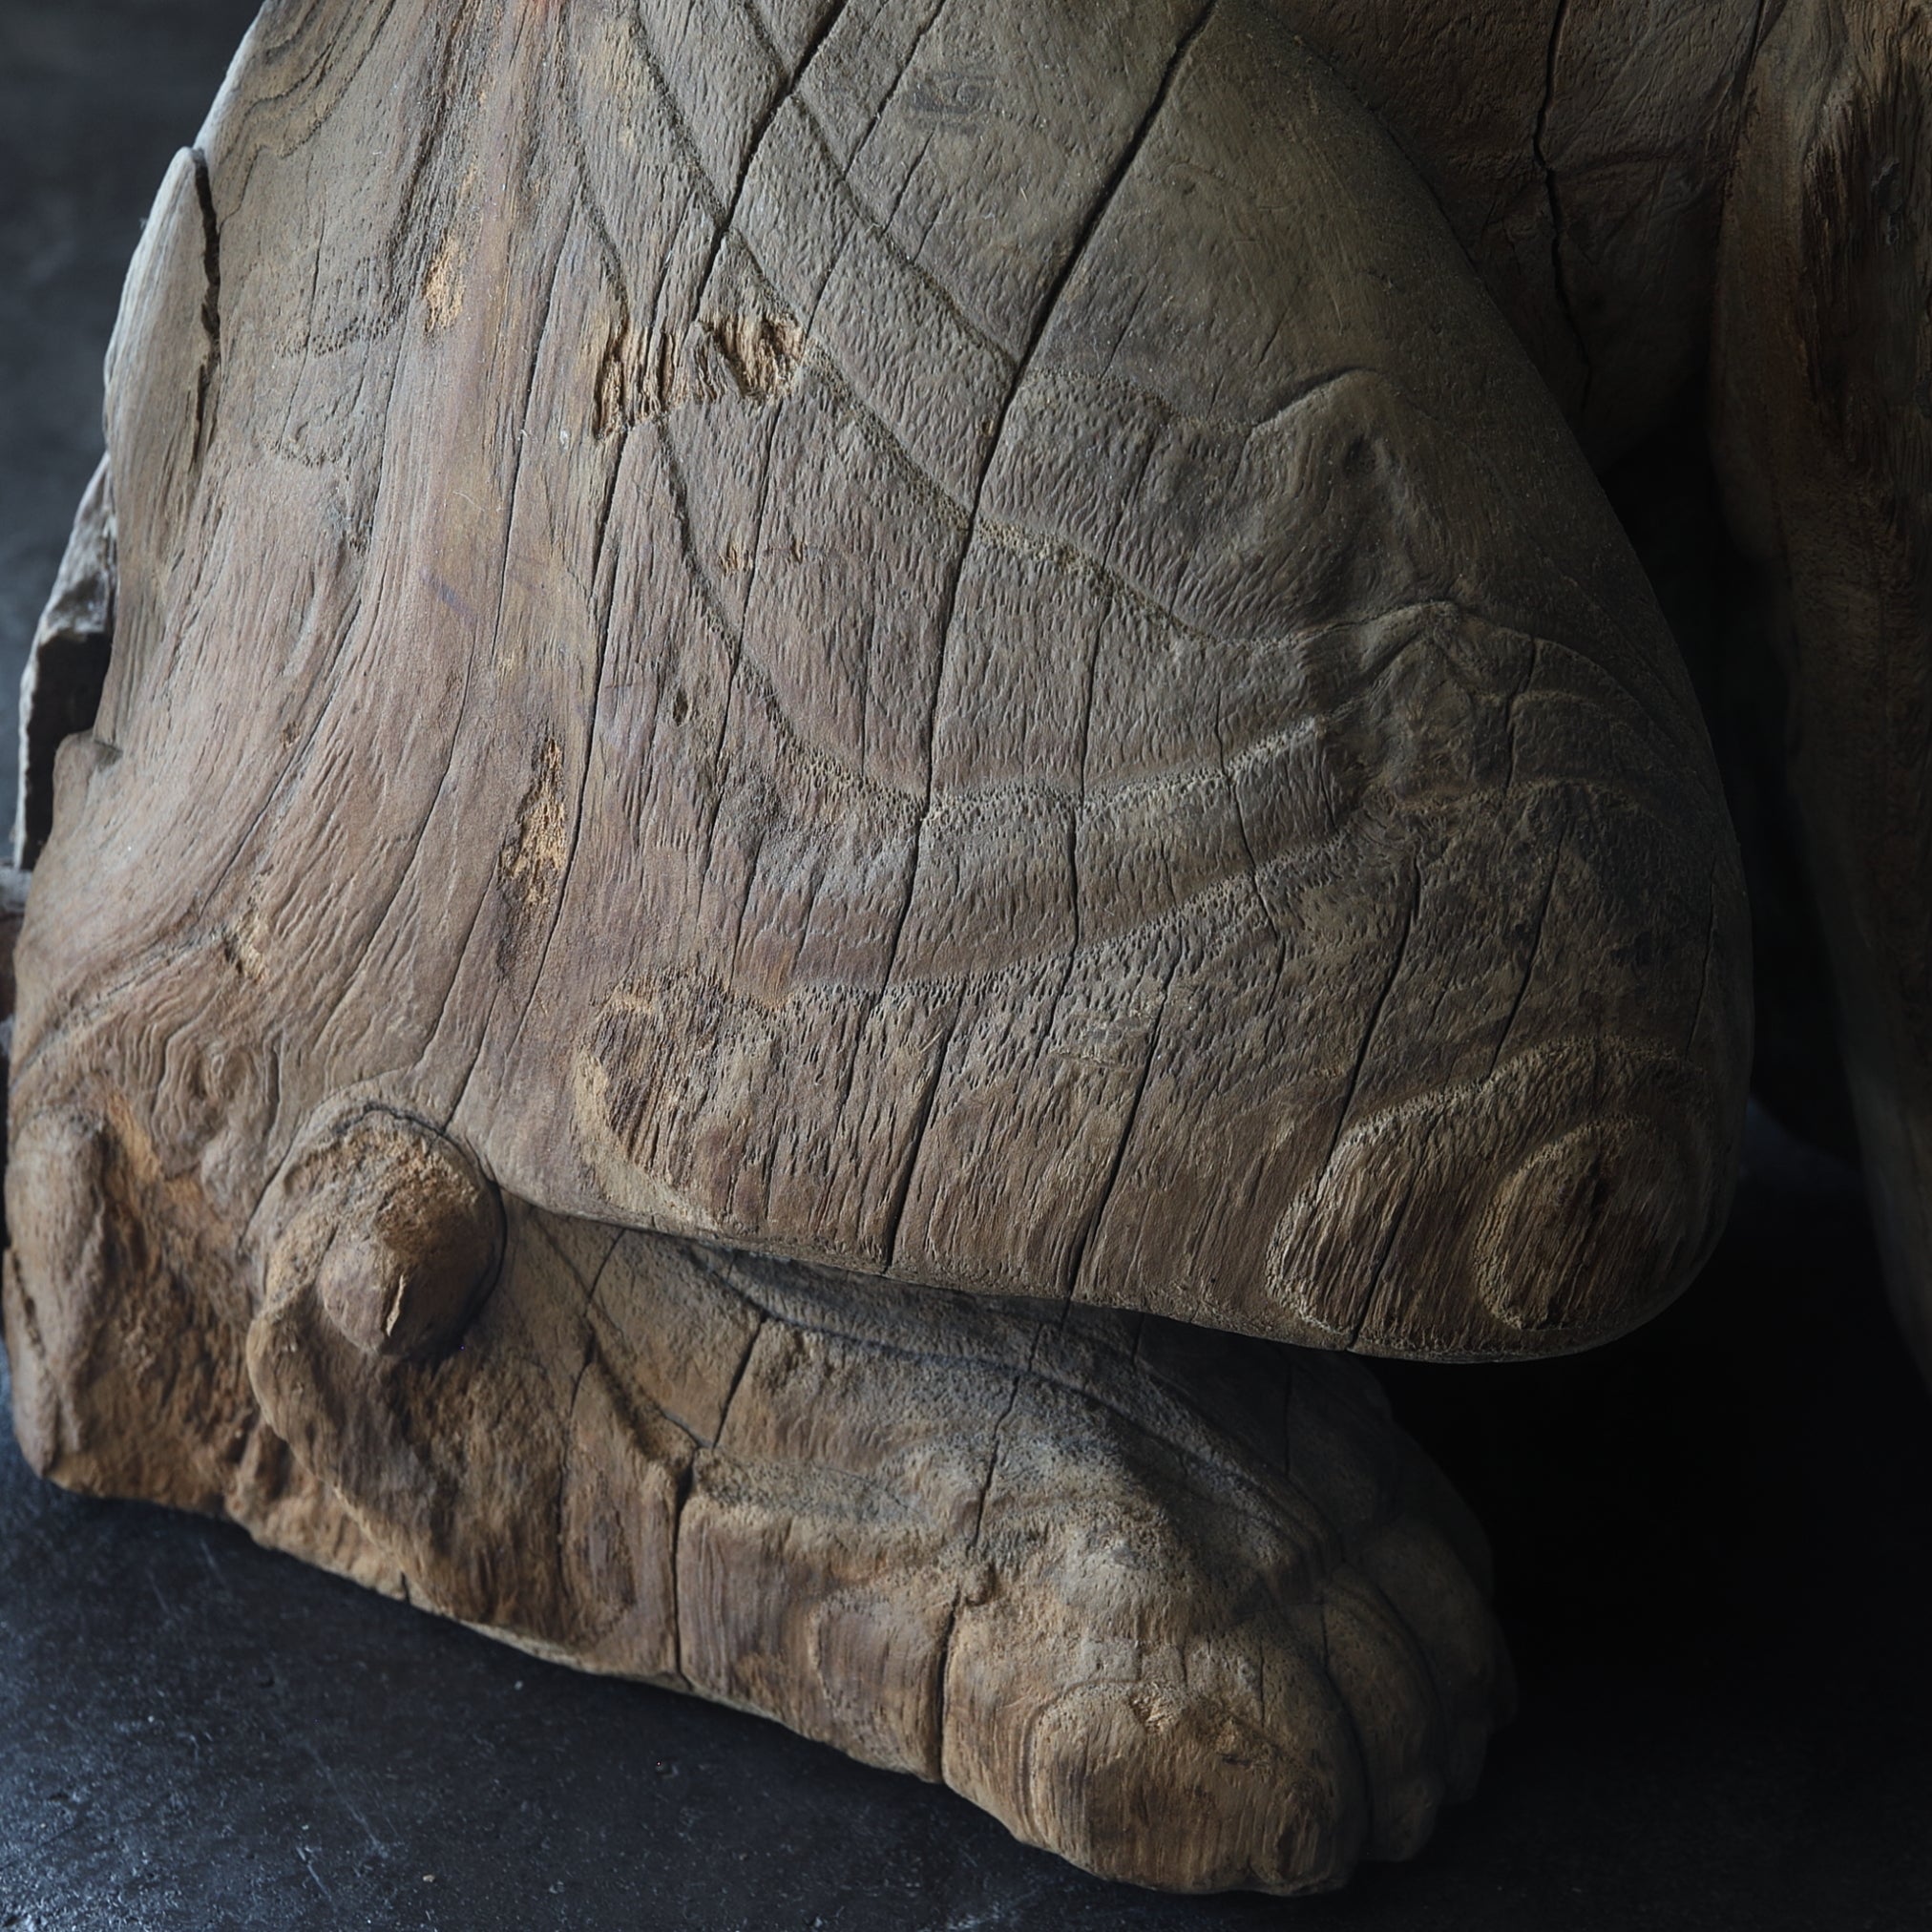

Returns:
3,0,1921,1896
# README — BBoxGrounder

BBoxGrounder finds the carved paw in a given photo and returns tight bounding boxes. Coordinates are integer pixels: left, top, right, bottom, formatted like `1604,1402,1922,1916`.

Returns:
246,1160,1508,1895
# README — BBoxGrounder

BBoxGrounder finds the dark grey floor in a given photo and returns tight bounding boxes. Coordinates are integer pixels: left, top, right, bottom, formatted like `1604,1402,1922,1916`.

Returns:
3,6,1931,1928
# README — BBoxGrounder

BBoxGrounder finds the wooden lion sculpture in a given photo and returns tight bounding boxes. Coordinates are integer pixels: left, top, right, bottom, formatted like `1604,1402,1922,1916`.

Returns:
3,0,1921,1897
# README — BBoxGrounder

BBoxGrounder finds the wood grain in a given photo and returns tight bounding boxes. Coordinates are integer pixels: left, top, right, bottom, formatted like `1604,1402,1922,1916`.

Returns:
11,0,1750,1360
0,0,1803,1897
242,1112,1513,1896
1279,0,1768,463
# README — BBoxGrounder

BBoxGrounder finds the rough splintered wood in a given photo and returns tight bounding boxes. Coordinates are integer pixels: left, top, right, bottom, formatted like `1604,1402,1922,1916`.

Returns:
14,455,114,870
0,0,1797,1900
1,1059,1511,1893
10,0,1749,1360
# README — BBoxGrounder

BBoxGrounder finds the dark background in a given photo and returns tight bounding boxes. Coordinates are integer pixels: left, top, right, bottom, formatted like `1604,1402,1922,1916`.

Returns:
2,5,1928,1927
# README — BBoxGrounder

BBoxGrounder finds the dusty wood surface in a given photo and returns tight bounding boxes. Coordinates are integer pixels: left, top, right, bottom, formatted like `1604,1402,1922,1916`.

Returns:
10,0,1750,1360
246,1108,1511,1894
4,1080,1513,1894
11,0,1876,1900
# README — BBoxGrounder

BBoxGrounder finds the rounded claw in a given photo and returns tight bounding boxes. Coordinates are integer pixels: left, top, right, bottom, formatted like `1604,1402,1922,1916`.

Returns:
1006,1673,1360,1896
262,1102,504,1359
918,1320,1510,1894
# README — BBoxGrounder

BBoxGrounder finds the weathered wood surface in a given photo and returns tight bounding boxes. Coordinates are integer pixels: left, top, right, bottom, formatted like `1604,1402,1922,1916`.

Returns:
245,1104,1510,1894
1277,0,1767,464
0,0,1808,1899
13,455,114,871
10,0,1749,1360
5,1080,1511,1896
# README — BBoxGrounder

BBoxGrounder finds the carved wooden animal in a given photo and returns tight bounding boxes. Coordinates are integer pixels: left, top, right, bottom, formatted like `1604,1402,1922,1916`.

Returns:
1300,0,1932,1385
0,0,1912,1897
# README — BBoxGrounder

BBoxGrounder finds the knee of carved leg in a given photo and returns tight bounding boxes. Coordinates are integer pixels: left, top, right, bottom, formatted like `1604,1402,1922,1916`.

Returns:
262,1103,504,1359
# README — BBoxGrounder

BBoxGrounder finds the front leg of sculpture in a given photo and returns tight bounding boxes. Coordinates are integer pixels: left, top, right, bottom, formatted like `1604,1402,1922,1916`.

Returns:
11,1088,1508,1895
6,0,1747,1899
1712,0,1932,1381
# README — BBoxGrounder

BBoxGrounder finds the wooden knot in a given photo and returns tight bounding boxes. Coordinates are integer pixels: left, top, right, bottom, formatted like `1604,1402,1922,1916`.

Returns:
264,1105,503,1358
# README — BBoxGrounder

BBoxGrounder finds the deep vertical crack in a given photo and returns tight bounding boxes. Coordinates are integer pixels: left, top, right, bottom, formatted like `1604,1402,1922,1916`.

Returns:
1321,863,1421,1170
880,1008,963,1271
930,1313,1046,1777
1530,0,1593,417
878,0,1224,1000
187,147,222,466
1063,956,1179,1304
